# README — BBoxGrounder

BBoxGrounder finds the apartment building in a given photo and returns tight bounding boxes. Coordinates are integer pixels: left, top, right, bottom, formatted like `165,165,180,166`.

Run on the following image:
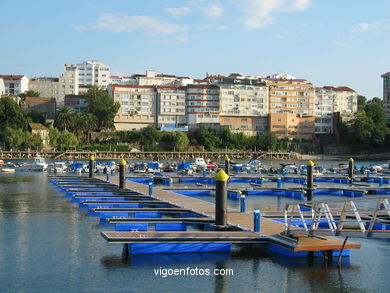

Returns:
76,60,110,88
264,74,315,139
381,72,390,124
29,64,78,107
186,84,220,129
0,75,29,95
0,78,5,95
218,83,269,136
64,94,88,113
269,113,315,140
134,70,194,87
110,75,136,85
315,86,358,134
156,86,187,130
315,87,334,134
108,84,156,130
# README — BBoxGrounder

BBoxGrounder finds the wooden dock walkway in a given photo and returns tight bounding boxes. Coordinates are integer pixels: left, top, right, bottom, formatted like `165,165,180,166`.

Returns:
101,176,361,252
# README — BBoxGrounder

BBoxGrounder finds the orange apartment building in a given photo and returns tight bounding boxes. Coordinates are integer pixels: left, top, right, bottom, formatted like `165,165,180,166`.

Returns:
265,74,315,140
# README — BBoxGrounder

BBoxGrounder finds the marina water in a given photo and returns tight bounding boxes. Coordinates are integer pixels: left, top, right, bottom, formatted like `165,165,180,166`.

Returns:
0,165,389,292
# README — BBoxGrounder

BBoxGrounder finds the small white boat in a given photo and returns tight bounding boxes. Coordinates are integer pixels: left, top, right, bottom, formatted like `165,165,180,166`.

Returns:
49,162,68,173
1,168,15,173
190,158,207,171
29,156,48,171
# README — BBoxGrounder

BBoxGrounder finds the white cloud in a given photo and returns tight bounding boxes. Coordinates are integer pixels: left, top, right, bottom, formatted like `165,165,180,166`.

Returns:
165,6,192,16
273,33,284,39
352,21,390,33
150,36,189,45
196,24,229,30
234,0,311,30
201,4,224,19
329,41,347,46
72,14,188,35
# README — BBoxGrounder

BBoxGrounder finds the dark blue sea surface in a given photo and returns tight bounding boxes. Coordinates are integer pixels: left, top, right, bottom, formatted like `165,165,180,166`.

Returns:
0,172,389,293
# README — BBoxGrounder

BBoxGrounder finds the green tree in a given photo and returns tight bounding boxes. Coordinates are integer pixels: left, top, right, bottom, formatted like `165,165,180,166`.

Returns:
24,132,43,150
265,132,278,151
55,107,73,131
49,126,61,148
5,127,24,150
248,134,266,151
81,113,98,143
350,112,375,149
25,111,45,124
193,127,221,151
31,133,43,150
357,95,367,112
57,130,78,150
231,132,248,150
0,97,26,139
19,90,40,99
364,99,388,146
85,86,120,130
160,131,189,151
139,126,161,150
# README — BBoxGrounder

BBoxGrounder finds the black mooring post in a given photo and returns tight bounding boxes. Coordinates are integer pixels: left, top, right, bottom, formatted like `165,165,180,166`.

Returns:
119,158,127,189
348,158,354,185
89,155,95,178
307,160,314,201
215,170,229,228
225,156,230,175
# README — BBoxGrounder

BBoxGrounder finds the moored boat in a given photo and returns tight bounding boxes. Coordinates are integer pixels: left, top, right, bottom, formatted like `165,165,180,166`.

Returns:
28,156,48,171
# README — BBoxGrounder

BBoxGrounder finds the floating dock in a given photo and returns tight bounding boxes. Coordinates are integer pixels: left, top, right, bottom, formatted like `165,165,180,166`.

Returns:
76,175,362,257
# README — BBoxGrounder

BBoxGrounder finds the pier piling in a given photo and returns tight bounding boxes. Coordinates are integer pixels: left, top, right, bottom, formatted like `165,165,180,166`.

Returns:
348,158,354,185
307,160,314,201
254,209,260,232
215,170,229,228
119,159,126,189
277,177,282,189
89,155,94,178
225,156,230,175
240,193,246,213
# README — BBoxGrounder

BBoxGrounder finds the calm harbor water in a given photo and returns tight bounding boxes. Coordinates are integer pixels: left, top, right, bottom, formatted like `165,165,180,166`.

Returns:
0,165,389,293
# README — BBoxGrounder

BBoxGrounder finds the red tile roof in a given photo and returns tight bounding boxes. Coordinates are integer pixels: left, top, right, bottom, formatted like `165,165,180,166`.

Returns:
0,75,25,79
323,86,355,92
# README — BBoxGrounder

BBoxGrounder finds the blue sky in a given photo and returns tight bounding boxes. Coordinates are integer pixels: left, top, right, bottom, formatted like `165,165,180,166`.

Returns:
1,0,389,98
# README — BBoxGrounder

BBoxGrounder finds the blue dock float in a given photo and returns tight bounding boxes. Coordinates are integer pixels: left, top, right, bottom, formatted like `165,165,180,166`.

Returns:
127,243,231,254
171,190,213,196
50,175,363,258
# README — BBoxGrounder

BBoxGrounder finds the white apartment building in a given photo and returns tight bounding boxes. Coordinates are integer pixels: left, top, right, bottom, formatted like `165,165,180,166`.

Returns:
219,84,269,136
186,84,220,129
76,60,110,88
315,88,334,134
381,72,390,124
0,75,29,95
110,75,136,85
136,70,194,87
156,87,187,130
315,86,358,134
0,78,5,95
29,64,78,107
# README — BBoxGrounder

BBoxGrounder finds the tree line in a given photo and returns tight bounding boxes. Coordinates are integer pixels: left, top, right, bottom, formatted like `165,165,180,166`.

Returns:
340,96,390,151
0,86,120,151
101,125,298,152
